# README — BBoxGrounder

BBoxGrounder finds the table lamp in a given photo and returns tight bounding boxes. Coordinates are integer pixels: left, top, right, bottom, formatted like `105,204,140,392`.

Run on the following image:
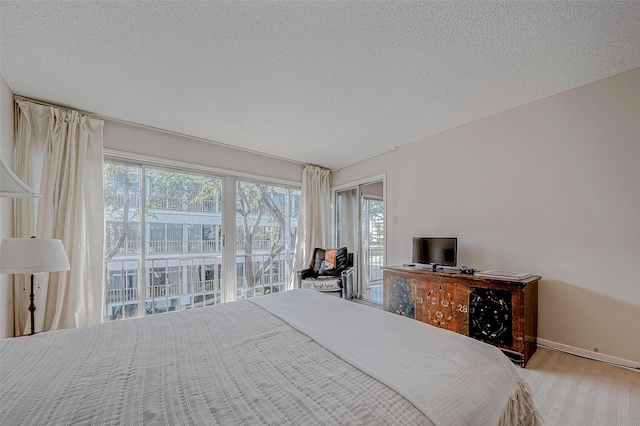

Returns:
0,237,70,335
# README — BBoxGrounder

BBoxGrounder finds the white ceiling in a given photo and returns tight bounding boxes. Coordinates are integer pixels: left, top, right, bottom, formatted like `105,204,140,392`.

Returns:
1,1,639,170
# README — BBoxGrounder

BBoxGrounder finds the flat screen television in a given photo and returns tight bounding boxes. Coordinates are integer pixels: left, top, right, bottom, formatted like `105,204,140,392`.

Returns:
412,237,457,269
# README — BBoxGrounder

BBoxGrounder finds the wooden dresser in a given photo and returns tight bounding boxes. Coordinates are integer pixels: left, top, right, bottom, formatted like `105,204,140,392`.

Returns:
382,266,540,366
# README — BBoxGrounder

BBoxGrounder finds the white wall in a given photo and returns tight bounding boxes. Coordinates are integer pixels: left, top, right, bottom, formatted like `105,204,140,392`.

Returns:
332,68,640,365
0,77,15,338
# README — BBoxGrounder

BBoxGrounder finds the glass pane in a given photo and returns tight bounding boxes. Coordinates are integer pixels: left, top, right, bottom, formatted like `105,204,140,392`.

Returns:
105,262,140,320
202,225,217,252
149,223,166,253
167,224,183,253
361,183,384,303
188,224,201,252
104,163,142,258
145,167,223,313
236,181,298,299
361,195,384,304
104,162,143,321
104,160,224,321
147,259,167,315
167,224,183,241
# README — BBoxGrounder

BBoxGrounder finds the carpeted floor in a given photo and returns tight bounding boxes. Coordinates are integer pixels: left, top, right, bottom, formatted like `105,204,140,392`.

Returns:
519,347,640,425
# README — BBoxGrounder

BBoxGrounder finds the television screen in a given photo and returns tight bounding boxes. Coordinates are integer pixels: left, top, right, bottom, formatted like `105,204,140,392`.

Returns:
412,237,457,267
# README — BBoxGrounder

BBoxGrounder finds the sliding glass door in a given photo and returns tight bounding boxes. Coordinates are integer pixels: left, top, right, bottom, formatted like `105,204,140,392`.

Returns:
335,180,384,303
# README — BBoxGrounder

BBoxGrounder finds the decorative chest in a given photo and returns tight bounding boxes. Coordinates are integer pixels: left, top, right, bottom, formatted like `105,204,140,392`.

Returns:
383,266,539,366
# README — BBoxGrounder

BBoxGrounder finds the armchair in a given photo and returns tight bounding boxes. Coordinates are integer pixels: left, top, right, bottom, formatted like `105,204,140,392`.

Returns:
297,247,354,299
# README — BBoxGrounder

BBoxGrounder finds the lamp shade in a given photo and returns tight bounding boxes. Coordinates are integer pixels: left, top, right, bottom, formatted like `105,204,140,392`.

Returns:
0,154,40,198
0,238,70,274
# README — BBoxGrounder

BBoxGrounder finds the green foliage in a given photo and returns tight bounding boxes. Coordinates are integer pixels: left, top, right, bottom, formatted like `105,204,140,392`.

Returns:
146,168,221,213
103,162,141,222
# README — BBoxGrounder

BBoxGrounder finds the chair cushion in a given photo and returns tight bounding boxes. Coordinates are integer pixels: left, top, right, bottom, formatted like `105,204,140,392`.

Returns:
319,259,335,275
313,247,348,276
301,276,342,291
334,247,349,270
312,249,327,274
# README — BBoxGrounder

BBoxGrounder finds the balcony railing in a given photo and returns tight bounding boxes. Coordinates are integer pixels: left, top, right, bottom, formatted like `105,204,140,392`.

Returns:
188,240,220,253
112,193,222,213
148,240,185,254
105,251,292,321
105,254,223,320
149,198,221,213
107,239,221,256
187,199,220,213
236,238,276,252
107,287,138,304
106,239,142,255
237,252,290,299
112,193,141,208
365,245,384,282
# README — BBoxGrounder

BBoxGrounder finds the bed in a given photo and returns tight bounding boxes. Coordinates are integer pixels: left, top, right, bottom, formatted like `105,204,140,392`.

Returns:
0,289,540,425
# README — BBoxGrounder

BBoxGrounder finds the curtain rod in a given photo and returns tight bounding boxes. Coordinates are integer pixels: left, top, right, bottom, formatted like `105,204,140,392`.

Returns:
13,94,308,167
14,95,97,117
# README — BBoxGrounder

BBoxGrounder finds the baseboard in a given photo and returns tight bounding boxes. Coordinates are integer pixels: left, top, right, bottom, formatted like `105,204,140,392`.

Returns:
537,339,640,371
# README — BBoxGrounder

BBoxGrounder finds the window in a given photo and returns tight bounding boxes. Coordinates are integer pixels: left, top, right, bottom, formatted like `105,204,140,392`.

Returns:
235,181,299,299
103,158,299,321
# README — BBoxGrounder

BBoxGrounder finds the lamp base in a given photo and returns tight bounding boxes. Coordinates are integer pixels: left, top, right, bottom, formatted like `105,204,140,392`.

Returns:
29,273,36,335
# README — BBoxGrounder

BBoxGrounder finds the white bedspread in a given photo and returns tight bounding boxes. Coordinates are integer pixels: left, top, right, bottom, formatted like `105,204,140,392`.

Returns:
0,289,540,425
1,293,429,425
251,289,540,426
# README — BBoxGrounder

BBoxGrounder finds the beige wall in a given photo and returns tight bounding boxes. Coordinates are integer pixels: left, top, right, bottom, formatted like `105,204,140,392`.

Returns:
333,68,640,365
0,77,15,338
104,120,304,183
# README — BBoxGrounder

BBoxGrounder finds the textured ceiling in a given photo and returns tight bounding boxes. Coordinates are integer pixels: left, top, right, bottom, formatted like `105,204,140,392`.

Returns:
1,1,639,170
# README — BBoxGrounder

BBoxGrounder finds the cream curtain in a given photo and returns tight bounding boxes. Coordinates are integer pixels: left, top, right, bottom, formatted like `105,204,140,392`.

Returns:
14,99,105,335
336,187,359,254
336,187,360,296
292,165,331,287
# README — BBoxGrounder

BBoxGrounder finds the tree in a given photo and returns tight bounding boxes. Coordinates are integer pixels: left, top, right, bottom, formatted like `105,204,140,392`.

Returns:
104,162,297,293
235,181,294,290
104,163,141,260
